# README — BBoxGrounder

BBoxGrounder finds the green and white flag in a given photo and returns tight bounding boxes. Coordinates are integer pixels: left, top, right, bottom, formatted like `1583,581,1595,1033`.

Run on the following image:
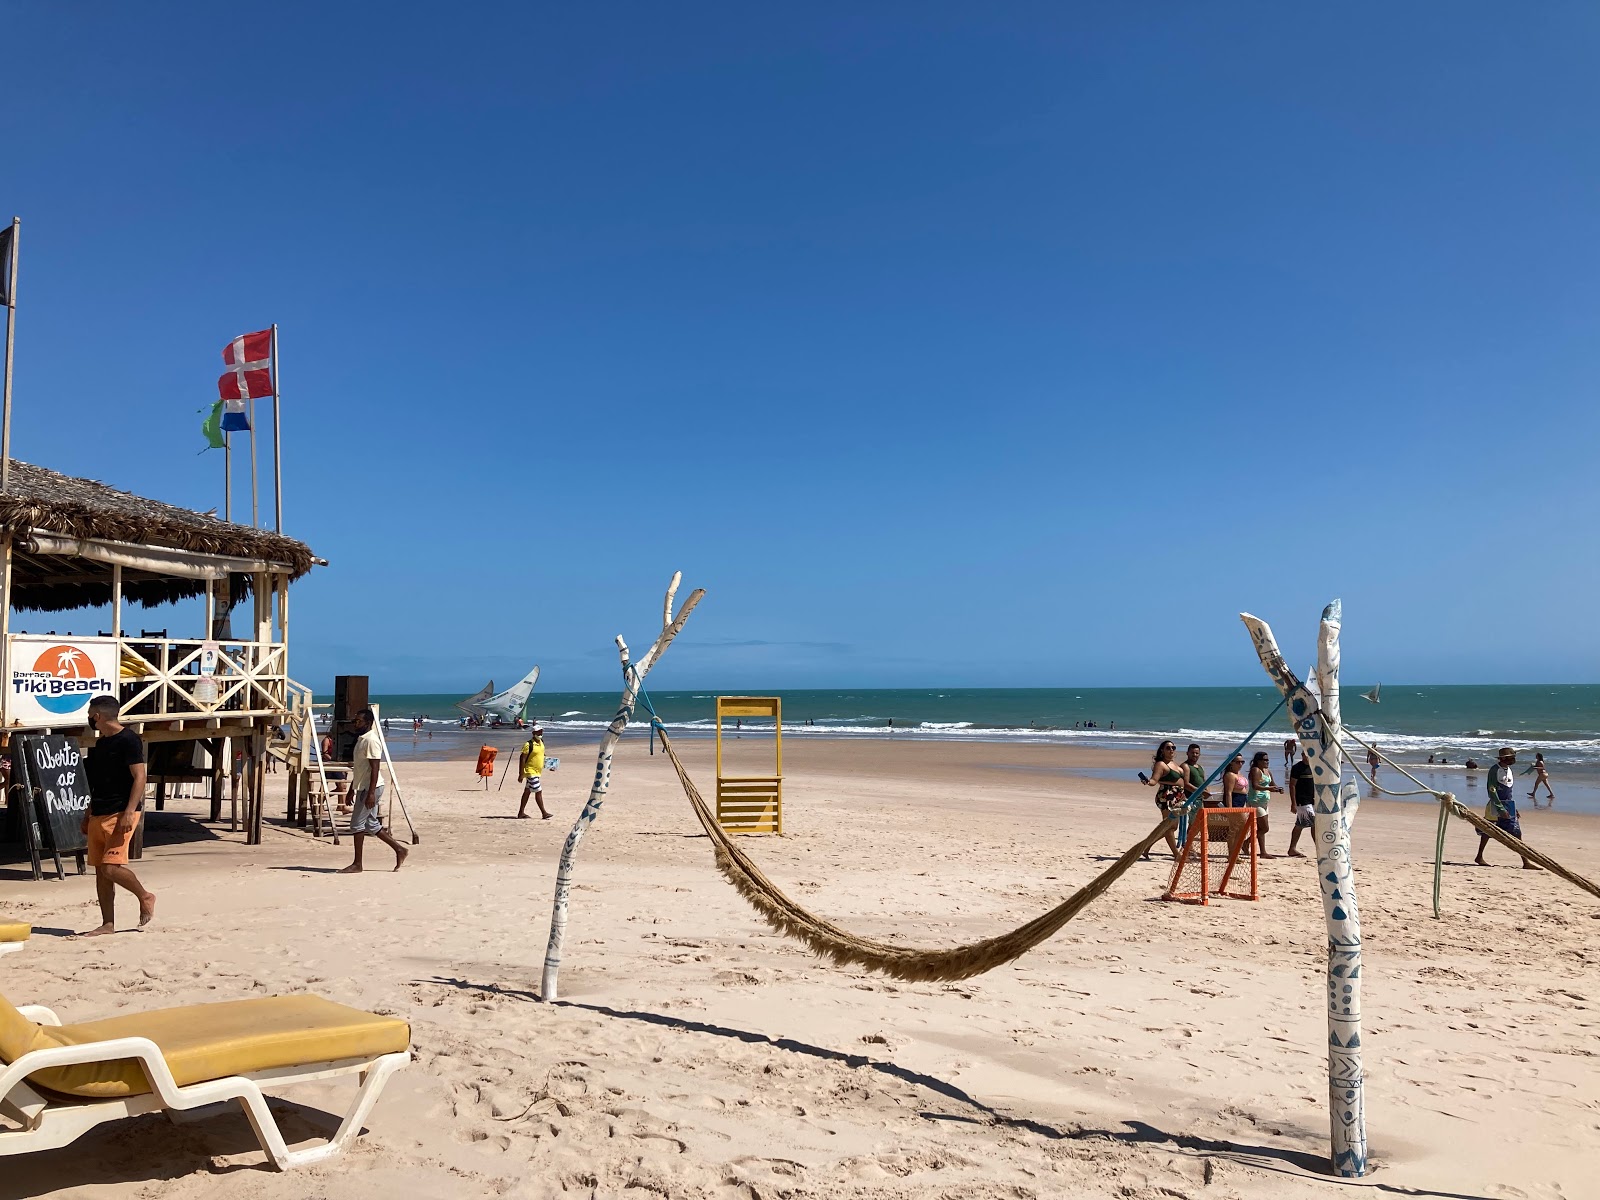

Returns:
200,401,227,451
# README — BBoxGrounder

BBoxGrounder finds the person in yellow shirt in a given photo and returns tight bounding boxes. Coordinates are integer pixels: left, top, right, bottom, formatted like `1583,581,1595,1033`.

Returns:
516,724,550,819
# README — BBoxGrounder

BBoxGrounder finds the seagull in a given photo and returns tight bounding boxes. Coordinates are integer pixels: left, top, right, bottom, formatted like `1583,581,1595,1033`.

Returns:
1361,683,1381,704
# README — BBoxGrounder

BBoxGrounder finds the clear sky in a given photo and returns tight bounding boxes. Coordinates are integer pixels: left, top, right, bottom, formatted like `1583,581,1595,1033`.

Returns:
5,4,1598,692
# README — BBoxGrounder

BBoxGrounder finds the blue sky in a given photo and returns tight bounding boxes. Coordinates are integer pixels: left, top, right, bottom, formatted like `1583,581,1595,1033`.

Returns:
6,3,1598,692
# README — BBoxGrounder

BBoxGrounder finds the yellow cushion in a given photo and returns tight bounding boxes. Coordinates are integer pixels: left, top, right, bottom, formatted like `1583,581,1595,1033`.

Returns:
0,992,409,1099
0,924,29,943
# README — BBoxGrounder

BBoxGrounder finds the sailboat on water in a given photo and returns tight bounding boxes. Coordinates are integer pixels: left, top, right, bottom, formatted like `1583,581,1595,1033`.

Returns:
457,666,541,725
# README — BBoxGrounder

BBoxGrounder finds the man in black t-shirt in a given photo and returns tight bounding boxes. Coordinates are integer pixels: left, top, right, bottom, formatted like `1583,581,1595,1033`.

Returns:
1287,752,1316,859
78,694,156,936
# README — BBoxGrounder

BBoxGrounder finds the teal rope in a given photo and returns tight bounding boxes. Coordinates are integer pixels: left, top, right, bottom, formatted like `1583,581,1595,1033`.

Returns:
625,662,667,754
1173,695,1289,844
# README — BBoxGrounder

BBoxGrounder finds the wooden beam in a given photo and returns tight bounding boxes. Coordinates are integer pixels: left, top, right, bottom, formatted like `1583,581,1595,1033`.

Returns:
0,535,11,729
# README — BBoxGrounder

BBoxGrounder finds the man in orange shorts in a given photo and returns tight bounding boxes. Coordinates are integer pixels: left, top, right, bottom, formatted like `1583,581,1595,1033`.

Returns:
79,694,156,936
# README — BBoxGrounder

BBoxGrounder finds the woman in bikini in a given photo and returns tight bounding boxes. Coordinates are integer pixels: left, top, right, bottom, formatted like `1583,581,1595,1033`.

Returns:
1141,740,1185,859
1222,754,1249,807
1247,751,1283,859
1527,752,1555,805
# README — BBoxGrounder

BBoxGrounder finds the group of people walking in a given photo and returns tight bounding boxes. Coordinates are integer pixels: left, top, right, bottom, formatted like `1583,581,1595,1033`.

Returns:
1141,739,1316,860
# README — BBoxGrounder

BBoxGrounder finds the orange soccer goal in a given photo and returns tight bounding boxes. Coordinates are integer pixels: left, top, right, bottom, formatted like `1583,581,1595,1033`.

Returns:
1164,807,1260,904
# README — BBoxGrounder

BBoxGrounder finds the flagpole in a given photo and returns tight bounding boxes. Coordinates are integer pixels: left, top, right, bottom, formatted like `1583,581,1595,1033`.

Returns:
270,323,282,534
224,431,232,522
1,217,19,494
248,395,258,528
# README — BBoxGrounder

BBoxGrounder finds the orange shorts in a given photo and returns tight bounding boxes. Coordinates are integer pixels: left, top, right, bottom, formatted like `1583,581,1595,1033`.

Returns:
86,812,139,866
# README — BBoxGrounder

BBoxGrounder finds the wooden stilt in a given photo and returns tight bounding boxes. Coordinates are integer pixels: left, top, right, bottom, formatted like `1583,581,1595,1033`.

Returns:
209,739,223,823
250,736,266,845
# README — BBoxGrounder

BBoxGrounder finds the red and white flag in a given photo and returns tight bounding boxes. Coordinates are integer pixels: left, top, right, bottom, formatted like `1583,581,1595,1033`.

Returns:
217,330,274,430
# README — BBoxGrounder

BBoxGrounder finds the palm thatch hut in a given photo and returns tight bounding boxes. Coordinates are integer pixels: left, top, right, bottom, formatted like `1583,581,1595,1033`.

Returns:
0,460,321,844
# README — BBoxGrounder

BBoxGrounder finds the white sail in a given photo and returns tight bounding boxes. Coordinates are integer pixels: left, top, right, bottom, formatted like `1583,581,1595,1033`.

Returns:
478,665,541,723
455,679,495,717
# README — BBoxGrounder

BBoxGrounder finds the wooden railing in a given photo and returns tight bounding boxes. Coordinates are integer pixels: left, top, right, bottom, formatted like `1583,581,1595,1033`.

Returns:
116,637,289,721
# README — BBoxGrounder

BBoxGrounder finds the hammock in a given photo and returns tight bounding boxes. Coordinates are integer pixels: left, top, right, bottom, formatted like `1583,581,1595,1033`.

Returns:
653,725,1175,983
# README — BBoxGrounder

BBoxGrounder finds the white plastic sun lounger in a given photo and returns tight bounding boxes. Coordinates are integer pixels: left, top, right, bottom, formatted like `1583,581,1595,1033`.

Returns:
0,986,410,1171
0,924,27,958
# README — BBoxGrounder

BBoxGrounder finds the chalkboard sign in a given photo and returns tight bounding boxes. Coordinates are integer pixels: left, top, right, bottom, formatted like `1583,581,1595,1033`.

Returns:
6,750,47,881
15,734,90,878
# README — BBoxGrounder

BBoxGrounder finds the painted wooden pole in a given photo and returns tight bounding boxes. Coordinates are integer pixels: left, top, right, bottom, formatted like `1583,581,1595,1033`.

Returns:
1241,601,1367,1178
540,572,705,1002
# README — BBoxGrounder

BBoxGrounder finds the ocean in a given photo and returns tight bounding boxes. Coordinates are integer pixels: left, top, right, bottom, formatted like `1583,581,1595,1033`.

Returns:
358,684,1600,812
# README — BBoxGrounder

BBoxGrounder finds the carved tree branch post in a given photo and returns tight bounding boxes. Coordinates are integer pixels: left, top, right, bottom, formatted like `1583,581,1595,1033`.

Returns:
1241,601,1368,1178
540,572,705,1002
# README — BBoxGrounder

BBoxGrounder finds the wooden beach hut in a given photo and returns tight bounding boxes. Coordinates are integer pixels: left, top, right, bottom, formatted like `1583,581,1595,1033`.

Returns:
0,460,320,846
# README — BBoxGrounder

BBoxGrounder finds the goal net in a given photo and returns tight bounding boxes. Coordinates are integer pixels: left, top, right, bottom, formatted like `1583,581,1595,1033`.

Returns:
1164,807,1259,904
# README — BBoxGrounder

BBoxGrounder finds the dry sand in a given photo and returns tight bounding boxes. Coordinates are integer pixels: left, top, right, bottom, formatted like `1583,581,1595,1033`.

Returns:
2,734,1598,1199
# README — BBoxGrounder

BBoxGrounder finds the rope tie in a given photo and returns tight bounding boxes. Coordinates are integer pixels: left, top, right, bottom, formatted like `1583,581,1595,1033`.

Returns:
1173,696,1289,843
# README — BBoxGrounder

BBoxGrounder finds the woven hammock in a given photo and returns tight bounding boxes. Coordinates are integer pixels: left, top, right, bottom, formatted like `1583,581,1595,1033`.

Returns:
655,726,1175,983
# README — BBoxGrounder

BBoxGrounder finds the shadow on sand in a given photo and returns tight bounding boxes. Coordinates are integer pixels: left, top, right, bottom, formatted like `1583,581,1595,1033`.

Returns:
422,975,1495,1200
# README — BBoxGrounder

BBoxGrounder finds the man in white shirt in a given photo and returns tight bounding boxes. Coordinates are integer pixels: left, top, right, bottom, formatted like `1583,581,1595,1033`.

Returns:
339,708,409,873
1475,747,1535,870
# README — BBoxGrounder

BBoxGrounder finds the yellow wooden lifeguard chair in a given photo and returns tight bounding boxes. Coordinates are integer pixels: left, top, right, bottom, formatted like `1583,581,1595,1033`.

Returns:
714,696,783,834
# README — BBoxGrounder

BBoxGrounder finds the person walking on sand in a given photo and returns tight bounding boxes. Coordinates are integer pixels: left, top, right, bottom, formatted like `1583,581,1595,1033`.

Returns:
516,723,550,819
1286,750,1315,858
1139,740,1185,859
1183,743,1212,805
1222,754,1250,808
1366,745,1381,784
339,708,408,873
1283,737,1298,776
1527,752,1555,806
78,695,156,936
1247,751,1282,859
1476,747,1536,869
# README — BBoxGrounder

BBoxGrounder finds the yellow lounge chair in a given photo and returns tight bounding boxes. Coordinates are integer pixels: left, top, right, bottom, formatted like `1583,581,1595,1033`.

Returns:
0,986,409,1170
0,925,27,958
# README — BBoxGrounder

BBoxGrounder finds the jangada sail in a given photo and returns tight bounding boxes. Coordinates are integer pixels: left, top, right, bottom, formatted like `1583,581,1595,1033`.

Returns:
455,679,495,717
473,666,541,724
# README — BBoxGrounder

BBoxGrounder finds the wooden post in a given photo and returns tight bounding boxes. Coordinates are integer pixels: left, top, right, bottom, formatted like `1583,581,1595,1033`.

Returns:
0,535,11,729
540,573,704,1002
154,774,166,812
1241,602,1367,1177
111,564,122,638
209,738,223,822
251,733,266,844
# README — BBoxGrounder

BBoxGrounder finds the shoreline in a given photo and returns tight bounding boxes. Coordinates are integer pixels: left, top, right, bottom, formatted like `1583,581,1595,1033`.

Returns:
392,725,1600,819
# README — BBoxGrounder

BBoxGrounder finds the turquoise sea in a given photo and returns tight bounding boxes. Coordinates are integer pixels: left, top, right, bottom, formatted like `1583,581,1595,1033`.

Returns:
358,684,1600,810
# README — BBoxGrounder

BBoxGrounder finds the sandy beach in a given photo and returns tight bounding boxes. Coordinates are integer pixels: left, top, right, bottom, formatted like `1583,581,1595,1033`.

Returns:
3,734,1598,1199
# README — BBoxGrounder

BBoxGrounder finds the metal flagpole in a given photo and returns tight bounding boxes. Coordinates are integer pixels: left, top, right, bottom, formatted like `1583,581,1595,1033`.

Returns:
248,394,259,528
270,323,282,533
224,432,232,521
1,217,19,494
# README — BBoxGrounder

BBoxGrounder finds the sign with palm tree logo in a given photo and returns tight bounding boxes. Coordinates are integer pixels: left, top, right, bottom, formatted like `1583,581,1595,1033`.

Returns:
7,637,119,726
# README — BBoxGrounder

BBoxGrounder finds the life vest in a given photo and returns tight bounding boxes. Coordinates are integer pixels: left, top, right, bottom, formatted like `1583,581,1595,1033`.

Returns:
476,746,498,777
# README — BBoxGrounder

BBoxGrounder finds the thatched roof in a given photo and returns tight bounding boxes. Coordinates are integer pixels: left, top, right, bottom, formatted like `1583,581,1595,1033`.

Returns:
0,460,315,613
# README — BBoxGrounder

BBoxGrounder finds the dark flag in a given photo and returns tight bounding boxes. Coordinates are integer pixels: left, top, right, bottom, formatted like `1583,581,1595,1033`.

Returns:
0,223,13,307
